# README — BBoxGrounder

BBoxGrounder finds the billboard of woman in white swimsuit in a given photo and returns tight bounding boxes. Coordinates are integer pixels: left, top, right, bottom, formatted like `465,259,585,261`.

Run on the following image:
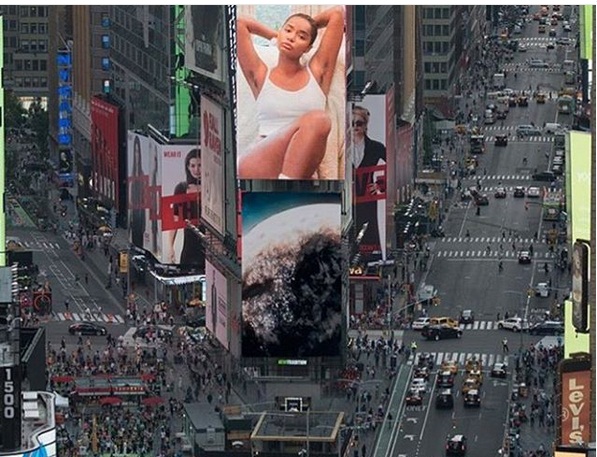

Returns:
236,5,346,180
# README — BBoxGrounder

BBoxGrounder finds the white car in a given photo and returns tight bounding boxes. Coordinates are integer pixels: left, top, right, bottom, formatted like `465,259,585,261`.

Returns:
412,317,431,331
529,59,549,68
410,378,428,394
497,317,529,332
527,186,541,198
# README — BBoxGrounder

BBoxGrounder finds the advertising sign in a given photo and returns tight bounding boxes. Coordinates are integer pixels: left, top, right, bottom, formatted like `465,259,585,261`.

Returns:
0,366,22,451
352,95,387,262
241,192,342,358
185,6,225,81
235,5,346,180
560,364,591,445
201,96,225,235
127,132,154,253
91,96,120,205
571,241,589,333
206,260,228,349
160,144,205,268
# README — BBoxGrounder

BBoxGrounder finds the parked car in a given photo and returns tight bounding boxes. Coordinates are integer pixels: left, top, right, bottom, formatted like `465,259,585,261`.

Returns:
497,317,529,332
532,171,556,182
491,362,508,378
68,322,108,336
422,324,463,341
529,321,564,336
513,186,525,198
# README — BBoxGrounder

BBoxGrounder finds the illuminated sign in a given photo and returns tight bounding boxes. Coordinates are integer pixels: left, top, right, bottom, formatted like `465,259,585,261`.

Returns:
277,359,308,366
57,49,72,147
560,358,591,446
0,366,21,450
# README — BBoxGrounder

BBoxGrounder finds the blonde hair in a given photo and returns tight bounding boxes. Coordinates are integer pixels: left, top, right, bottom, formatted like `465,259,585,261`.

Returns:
353,106,370,124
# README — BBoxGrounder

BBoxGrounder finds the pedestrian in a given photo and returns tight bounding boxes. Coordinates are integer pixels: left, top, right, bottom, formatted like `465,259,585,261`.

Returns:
64,299,70,313
496,313,501,321
84,273,88,285
362,443,367,457
410,341,417,355
502,338,509,353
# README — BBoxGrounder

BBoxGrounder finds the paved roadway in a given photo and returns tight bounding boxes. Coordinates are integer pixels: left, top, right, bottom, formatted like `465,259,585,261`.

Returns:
385,6,574,457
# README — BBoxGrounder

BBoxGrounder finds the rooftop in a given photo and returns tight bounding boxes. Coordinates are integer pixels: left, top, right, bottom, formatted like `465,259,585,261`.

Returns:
251,411,344,443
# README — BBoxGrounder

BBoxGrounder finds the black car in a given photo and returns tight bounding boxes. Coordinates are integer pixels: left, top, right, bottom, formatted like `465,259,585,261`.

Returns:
491,362,508,378
459,310,474,325
532,171,556,182
474,194,489,206
414,366,431,381
435,389,454,409
513,186,525,198
495,134,508,146
518,251,532,264
417,353,435,369
436,371,456,388
496,110,508,120
529,321,564,336
68,322,107,336
446,434,468,456
463,390,481,408
133,325,174,340
422,324,463,341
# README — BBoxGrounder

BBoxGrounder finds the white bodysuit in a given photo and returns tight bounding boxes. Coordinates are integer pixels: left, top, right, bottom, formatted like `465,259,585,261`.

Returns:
255,65,326,137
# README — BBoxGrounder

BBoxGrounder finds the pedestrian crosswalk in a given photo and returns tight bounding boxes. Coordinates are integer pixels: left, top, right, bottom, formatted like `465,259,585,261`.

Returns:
459,321,500,331
466,174,531,181
485,135,554,143
440,236,536,244
19,240,61,250
52,311,125,324
407,351,509,367
434,249,551,260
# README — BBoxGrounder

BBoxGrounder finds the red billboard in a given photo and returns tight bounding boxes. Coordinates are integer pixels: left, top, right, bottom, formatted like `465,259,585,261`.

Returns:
91,96,120,205
560,367,591,445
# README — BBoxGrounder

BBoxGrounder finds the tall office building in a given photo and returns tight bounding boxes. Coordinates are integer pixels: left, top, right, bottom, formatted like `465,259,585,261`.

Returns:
0,5,50,104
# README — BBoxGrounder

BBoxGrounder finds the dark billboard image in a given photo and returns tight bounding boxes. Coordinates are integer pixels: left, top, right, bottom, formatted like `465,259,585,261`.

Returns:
0,365,22,451
241,192,342,358
127,132,153,253
235,5,346,180
352,95,387,262
91,96,120,205
185,6,225,81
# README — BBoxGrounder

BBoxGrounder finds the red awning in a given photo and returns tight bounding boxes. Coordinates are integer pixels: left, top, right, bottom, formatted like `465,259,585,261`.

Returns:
141,396,165,407
99,396,122,406
51,376,74,383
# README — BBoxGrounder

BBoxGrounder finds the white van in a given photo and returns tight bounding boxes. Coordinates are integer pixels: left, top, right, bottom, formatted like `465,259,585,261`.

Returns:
544,123,562,134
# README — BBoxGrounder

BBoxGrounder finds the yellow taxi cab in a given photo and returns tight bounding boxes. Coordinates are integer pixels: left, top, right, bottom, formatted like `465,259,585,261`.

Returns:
429,316,459,328
465,357,482,373
441,360,459,375
468,369,484,385
461,377,481,394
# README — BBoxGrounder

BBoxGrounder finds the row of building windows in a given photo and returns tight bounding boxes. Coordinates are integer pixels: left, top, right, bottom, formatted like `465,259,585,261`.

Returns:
423,24,452,37
423,40,450,55
424,78,448,91
14,59,47,72
19,22,48,34
424,61,448,74
18,39,48,53
13,77,48,88
423,7,451,20
18,6,48,18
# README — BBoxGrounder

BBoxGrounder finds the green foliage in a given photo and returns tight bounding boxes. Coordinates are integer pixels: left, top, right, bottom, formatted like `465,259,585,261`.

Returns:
4,90,27,128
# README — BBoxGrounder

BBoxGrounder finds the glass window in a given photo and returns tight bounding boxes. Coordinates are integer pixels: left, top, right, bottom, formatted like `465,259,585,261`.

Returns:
432,79,439,90
9,36,17,48
434,25,441,36
434,8,442,19
30,23,37,34
15,77,23,87
8,6,16,14
101,34,110,49
20,7,29,17
20,39,29,51
38,40,47,52
15,60,22,71
39,23,47,33
442,42,449,53
443,25,449,36
20,23,29,33
40,77,47,87
32,60,39,71
424,41,433,54
435,42,442,53
29,6,37,17
24,60,32,71
424,62,431,73
424,79,431,90
40,59,47,71
24,77,31,87
442,8,450,19
426,25,433,36
101,13,110,27
32,77,39,87
101,57,110,71
30,41,37,52
8,20,17,31
440,79,447,90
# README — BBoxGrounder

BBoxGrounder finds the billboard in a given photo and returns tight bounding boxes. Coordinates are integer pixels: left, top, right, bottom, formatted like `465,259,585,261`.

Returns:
579,5,593,61
560,360,591,446
201,95,225,235
352,95,387,262
0,366,22,451
235,5,346,180
91,96,120,205
185,6,225,81
206,260,228,349
160,144,205,268
241,192,342,358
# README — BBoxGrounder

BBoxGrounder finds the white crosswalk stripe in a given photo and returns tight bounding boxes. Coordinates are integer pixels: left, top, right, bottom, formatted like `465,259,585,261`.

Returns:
408,351,509,366
485,135,554,143
20,241,61,249
52,311,125,324
435,250,550,259
467,174,531,181
441,236,535,244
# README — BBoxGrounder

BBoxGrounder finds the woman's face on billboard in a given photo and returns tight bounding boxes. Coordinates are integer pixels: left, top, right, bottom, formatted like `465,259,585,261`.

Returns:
188,157,201,179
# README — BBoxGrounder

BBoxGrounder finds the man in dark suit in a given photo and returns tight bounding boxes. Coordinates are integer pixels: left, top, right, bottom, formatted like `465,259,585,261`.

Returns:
352,106,387,262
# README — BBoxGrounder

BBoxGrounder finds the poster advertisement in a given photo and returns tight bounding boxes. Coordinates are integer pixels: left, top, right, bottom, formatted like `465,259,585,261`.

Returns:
241,192,342,358
235,5,346,180
91,96,120,204
200,95,225,235
352,94,387,263
160,144,205,268
127,131,152,252
185,6,225,81
206,260,229,349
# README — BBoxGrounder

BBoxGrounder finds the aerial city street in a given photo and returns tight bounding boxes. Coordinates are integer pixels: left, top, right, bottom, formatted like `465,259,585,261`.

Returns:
0,4,594,457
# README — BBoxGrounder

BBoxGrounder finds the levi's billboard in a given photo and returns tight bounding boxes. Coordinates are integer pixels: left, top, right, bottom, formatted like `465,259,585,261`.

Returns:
91,96,120,204
559,357,591,446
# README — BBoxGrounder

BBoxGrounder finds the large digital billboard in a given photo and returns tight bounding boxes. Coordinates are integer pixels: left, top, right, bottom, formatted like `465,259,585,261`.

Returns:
91,96,120,205
160,144,205,269
206,260,228,349
352,95,387,262
185,6,225,81
0,366,22,451
235,5,346,180
241,192,342,358
559,358,591,446
201,95,225,235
